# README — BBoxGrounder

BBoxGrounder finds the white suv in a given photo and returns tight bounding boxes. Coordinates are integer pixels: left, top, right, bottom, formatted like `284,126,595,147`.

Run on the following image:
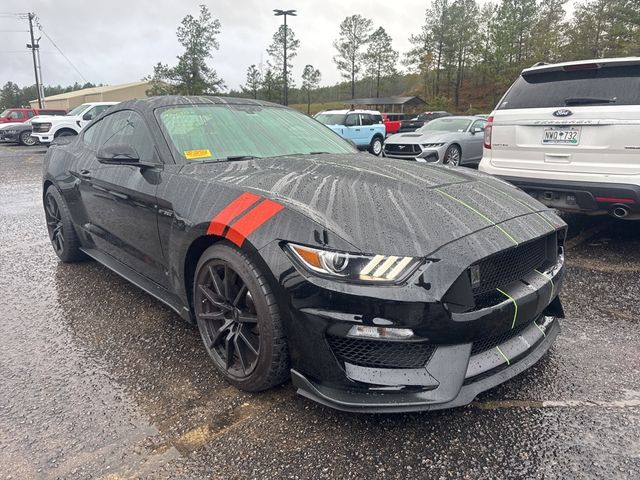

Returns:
479,57,640,220
31,102,118,145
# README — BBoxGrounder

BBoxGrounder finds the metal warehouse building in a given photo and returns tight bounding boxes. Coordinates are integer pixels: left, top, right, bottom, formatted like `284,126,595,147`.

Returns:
344,96,427,113
29,81,152,110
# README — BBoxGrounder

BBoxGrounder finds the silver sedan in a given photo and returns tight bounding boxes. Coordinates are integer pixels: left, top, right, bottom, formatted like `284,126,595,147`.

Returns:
383,116,488,167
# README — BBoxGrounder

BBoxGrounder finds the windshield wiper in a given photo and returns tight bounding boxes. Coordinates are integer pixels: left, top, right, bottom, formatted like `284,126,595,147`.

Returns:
223,155,258,161
564,96,617,105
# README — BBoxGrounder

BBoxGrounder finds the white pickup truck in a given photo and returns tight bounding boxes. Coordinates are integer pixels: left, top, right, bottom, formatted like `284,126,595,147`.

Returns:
31,102,118,145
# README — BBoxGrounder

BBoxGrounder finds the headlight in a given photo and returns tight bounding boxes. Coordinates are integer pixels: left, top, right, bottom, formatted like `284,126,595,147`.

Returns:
421,143,445,148
285,243,423,284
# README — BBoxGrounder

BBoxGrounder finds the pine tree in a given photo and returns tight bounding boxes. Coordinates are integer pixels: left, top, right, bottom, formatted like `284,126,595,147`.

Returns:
364,27,398,98
333,15,373,99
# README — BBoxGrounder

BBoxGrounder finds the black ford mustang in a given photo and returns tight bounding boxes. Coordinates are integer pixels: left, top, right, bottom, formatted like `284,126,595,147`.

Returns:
42,96,567,412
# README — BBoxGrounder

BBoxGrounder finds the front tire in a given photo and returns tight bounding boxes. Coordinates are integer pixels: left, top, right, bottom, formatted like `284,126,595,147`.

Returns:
193,243,289,392
443,144,461,166
369,136,383,156
44,185,86,262
19,131,37,146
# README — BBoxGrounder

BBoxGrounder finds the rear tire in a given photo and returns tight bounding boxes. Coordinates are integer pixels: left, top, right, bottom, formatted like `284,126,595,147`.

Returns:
369,136,383,156
44,185,86,262
193,243,289,392
19,131,37,146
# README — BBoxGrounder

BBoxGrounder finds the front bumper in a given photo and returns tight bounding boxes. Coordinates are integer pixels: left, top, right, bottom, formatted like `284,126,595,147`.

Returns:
0,132,19,142
383,143,444,163
293,315,560,413
263,225,566,413
30,133,52,144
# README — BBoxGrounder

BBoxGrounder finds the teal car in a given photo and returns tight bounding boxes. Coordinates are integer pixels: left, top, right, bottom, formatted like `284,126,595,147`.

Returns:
315,109,386,156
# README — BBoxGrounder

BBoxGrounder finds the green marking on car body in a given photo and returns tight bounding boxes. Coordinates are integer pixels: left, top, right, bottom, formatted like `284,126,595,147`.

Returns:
479,181,556,230
496,287,518,329
495,346,510,365
534,269,555,306
534,321,546,337
435,189,519,246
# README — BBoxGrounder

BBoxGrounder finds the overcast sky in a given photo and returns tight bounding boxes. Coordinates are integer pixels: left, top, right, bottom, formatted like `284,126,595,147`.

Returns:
1,0,576,92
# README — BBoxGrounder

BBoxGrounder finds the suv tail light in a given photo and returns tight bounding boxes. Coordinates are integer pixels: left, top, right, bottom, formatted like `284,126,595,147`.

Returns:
483,116,493,149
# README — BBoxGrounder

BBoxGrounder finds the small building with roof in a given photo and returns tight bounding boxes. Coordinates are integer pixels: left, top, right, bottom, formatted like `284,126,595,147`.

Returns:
344,96,427,114
29,81,152,110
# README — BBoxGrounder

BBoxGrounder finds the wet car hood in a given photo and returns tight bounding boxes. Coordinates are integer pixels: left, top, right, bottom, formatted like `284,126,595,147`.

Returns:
184,153,556,257
385,130,459,144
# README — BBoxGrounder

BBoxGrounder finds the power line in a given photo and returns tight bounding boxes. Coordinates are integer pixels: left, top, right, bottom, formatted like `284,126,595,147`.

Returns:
0,13,29,19
35,18,88,83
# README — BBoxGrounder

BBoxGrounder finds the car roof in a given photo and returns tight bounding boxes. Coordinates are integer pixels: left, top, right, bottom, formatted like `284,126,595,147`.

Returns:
430,115,485,121
318,109,381,115
522,56,640,75
114,96,283,111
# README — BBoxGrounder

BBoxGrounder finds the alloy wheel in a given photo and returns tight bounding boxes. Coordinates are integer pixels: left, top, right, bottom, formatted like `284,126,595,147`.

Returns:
21,132,36,146
45,193,64,255
195,261,261,379
445,146,460,166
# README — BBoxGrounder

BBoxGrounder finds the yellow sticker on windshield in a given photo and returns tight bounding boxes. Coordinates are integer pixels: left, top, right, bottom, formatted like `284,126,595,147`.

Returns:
184,149,212,160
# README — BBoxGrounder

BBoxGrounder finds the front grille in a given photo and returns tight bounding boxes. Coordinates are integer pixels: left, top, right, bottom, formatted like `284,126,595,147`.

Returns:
471,235,552,297
32,123,50,133
384,143,421,156
471,318,536,356
327,335,436,369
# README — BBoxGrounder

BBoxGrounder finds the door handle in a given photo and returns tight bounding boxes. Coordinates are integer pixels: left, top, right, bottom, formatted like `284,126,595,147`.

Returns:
355,129,360,131
79,169,92,179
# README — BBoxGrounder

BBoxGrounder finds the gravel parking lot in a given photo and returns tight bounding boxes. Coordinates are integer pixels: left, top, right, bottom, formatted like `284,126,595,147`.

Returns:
0,144,638,480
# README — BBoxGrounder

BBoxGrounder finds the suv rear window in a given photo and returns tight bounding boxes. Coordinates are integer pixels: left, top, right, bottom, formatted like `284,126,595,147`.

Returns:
499,65,640,109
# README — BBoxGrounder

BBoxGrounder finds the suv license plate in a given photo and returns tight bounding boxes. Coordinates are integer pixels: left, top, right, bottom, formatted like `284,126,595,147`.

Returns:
542,127,581,145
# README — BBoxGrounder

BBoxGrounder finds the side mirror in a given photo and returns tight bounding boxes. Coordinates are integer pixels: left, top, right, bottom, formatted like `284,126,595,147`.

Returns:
471,127,484,134
82,113,94,121
97,144,140,164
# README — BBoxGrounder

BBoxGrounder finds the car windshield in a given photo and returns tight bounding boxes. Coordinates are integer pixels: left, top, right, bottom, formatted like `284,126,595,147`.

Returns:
498,64,640,109
315,113,347,125
67,104,89,116
158,104,356,162
419,117,471,133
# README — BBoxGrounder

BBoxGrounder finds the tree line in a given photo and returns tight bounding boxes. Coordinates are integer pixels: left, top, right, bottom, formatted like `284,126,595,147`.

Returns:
0,82,98,110
2,1,638,113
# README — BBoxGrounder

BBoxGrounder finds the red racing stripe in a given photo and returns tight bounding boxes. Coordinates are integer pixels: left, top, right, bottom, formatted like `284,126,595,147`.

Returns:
225,199,285,247
207,192,261,236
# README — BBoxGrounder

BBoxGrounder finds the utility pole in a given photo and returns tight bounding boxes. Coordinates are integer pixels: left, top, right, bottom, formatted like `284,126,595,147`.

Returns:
273,9,297,106
27,13,43,108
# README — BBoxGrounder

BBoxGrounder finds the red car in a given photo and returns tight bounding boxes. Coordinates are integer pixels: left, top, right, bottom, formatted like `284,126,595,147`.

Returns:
382,113,407,135
0,107,67,124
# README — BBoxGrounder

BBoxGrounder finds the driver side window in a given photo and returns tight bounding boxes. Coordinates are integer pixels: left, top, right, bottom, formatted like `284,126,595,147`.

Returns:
82,110,158,163
100,110,158,163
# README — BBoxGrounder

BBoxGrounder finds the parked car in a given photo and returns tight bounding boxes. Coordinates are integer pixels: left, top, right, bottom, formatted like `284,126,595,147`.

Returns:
398,111,452,133
479,57,640,220
381,113,407,135
0,119,39,146
384,116,488,167
31,102,117,145
314,109,386,155
0,107,66,124
43,96,567,412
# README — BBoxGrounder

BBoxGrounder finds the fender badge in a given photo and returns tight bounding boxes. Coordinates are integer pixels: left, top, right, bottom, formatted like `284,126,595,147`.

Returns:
553,109,573,117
